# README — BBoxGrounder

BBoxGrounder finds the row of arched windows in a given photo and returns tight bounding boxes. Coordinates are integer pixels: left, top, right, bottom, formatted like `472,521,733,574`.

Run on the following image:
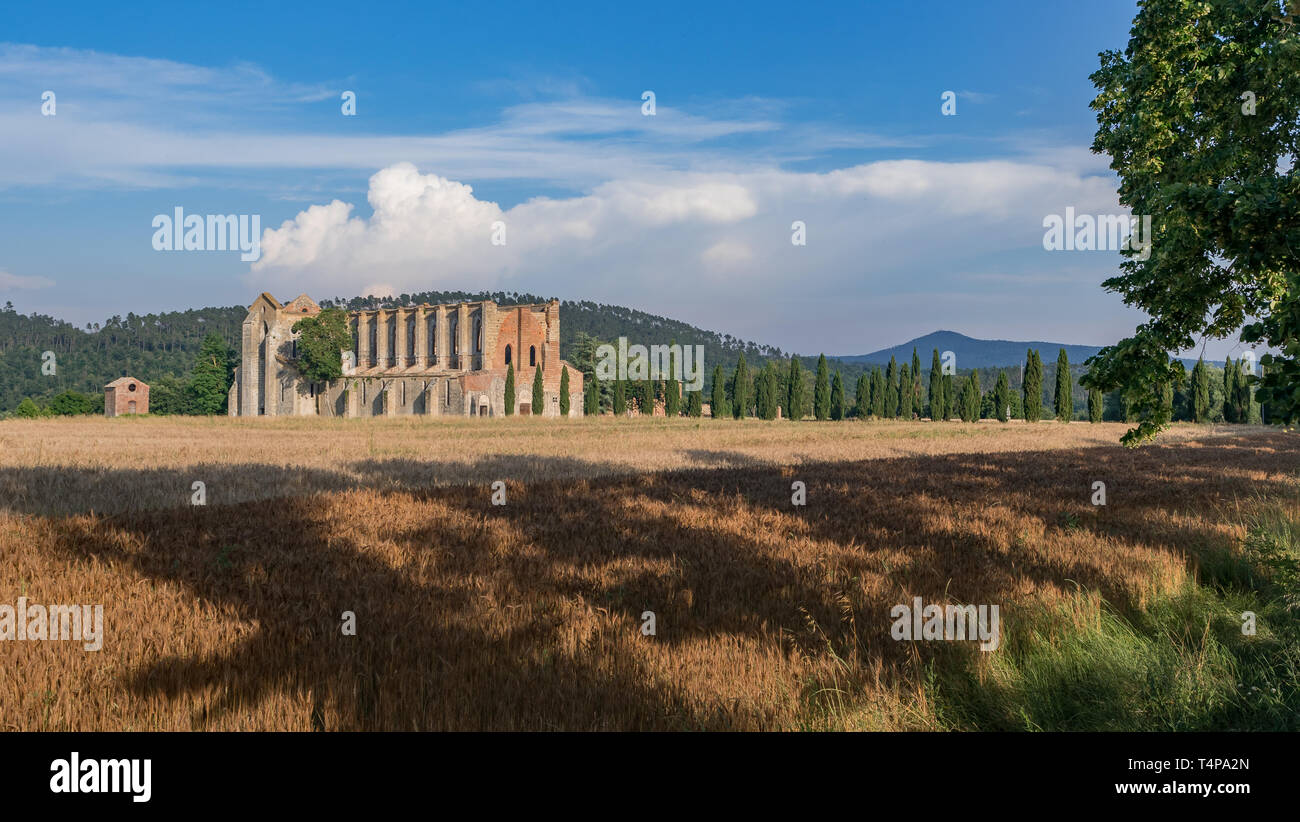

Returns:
503,345,537,367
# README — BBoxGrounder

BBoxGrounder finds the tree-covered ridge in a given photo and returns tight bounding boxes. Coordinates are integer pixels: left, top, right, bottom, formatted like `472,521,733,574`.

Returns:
0,293,792,413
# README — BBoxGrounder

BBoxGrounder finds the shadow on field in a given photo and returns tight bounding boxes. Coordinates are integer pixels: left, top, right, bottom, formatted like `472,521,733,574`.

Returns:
19,431,1300,730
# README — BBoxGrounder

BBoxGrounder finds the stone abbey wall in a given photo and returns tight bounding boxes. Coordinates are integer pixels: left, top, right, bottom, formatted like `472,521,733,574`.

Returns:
228,292,583,419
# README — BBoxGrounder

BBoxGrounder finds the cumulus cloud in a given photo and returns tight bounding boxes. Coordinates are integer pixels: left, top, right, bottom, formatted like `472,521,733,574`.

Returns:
247,157,1131,353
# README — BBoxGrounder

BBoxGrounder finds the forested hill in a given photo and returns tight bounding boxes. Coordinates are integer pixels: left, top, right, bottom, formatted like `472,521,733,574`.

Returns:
0,293,796,412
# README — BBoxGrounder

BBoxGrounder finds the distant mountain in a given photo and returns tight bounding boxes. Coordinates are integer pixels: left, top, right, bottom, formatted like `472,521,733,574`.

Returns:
837,330,1108,369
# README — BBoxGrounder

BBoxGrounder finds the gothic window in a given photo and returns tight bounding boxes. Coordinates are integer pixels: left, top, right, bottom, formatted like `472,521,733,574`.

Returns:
472,316,482,354
529,346,537,367
504,344,512,365
407,317,416,358
428,316,437,357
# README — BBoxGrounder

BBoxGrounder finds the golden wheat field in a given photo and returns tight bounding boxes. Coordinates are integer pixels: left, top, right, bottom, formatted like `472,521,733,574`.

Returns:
0,415,1295,730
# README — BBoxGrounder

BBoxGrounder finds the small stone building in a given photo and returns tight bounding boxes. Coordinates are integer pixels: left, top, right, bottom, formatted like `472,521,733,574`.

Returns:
104,377,149,417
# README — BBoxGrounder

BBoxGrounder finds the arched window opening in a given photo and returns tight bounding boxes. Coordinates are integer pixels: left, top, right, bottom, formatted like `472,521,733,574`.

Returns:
504,345,512,365
529,346,537,367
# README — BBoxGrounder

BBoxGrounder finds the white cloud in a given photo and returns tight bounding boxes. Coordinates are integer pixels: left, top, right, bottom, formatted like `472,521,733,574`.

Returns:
248,157,1129,357
0,269,55,289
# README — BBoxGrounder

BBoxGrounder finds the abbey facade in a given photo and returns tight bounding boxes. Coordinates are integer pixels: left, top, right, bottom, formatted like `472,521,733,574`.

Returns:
227,292,583,418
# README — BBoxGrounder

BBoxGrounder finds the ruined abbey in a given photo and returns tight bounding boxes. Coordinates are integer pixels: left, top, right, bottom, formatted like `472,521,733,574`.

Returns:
227,292,583,418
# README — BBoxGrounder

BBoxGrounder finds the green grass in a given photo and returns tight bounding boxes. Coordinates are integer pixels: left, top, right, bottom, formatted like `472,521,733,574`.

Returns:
925,506,1300,731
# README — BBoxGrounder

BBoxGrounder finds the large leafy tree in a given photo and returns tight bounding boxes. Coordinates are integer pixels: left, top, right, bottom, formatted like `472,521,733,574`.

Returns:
1085,0,1300,442
188,332,237,414
292,308,351,384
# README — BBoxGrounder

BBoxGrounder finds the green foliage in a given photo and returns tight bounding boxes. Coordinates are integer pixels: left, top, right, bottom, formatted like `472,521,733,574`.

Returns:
899,363,913,419
1054,349,1072,422
830,370,844,421
292,309,351,385
756,361,779,420
960,370,982,422
559,366,570,416
884,356,899,419
531,366,545,415
1088,388,1104,423
710,365,726,418
686,386,702,417
1023,349,1042,422
731,353,750,420
854,373,869,420
614,378,627,415
184,333,236,415
15,397,46,418
1087,1,1300,437
814,354,830,420
1192,358,1211,422
49,390,99,416
639,379,656,415
994,370,1011,422
663,348,680,416
870,366,886,418
786,355,805,421
929,348,943,420
583,372,598,415
504,363,516,416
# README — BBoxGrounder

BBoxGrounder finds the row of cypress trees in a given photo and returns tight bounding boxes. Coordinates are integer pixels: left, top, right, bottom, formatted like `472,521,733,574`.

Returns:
580,343,1260,425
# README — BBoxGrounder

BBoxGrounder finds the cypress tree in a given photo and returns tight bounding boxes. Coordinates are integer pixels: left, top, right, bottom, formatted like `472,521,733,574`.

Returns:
929,348,943,420
830,370,845,420
504,363,516,415
732,353,750,419
755,362,772,419
1088,388,1103,422
664,348,680,416
911,347,922,414
1234,360,1251,423
884,356,899,418
584,375,598,415
687,387,702,417
1223,356,1237,422
559,366,570,416
640,379,656,415
994,370,1010,422
854,374,869,419
814,354,830,420
786,355,805,420
614,378,627,415
1023,349,1042,422
710,365,726,418
871,366,886,417
960,371,981,422
942,373,955,420
899,363,913,418
1054,348,1072,422
531,365,545,415
1191,357,1210,422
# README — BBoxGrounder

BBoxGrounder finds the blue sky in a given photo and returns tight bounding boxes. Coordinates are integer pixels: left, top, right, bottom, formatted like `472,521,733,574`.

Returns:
0,0,1258,360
